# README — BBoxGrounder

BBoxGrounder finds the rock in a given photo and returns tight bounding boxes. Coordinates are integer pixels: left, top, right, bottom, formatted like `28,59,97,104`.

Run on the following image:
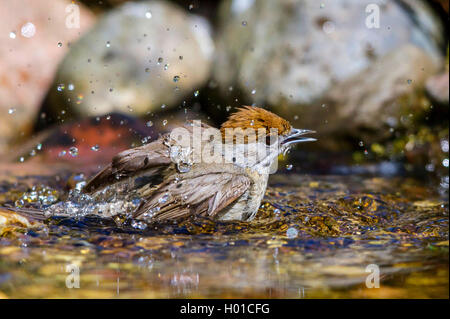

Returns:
0,0,96,155
9,114,157,166
212,0,444,106
426,71,449,104
293,45,438,136
8,109,210,168
50,0,214,118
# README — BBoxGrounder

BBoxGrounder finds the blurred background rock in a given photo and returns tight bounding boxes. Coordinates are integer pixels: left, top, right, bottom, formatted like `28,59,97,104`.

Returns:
0,0,448,189
0,0,96,155
48,0,214,118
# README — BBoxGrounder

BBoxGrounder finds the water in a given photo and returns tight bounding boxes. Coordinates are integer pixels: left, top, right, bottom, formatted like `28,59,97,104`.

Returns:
21,22,36,38
91,145,100,152
0,164,447,298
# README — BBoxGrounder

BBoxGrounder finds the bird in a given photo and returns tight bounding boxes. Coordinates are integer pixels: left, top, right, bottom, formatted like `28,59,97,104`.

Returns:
81,106,316,222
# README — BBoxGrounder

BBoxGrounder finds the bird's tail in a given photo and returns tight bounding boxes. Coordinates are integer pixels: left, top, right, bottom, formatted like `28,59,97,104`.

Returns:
0,206,47,222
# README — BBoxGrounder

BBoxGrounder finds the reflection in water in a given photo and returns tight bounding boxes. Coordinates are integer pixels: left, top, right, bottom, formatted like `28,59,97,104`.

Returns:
0,167,448,298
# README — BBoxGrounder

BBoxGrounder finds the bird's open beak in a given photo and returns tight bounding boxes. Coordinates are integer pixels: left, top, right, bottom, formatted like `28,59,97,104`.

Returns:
281,128,317,146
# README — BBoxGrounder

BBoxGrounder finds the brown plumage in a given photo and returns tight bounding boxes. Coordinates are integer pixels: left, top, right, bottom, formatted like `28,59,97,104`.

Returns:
132,164,252,221
220,106,292,137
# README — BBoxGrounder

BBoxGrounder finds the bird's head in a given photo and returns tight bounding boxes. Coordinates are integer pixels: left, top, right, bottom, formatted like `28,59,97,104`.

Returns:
220,106,316,152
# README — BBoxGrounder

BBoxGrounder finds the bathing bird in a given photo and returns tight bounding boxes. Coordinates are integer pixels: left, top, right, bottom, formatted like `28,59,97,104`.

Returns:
83,106,316,222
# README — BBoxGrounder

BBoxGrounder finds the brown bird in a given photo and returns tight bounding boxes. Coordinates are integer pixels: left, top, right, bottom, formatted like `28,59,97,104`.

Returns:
81,106,316,222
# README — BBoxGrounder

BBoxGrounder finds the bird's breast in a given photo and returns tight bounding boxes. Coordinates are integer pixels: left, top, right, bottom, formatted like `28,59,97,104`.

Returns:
218,171,269,221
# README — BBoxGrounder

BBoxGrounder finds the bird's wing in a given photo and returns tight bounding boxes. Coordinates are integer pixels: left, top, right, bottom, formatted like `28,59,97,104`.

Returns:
1,206,47,222
83,121,217,194
133,170,251,221
83,138,171,193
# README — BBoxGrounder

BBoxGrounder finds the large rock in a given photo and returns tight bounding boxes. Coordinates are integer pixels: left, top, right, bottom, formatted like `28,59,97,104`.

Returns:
0,0,96,154
50,0,214,117
286,45,438,136
212,0,444,106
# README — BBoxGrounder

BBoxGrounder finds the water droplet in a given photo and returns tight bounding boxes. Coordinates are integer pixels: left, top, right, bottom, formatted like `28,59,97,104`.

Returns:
164,64,169,70
57,42,63,47
173,75,180,82
145,11,152,19
131,220,147,230
440,139,449,153
58,150,66,157
179,55,183,60
407,79,412,84
162,119,168,126
157,57,163,64
106,41,111,48
177,163,191,173
8,108,16,114
91,145,100,152
194,90,199,97
359,141,364,147
322,21,335,34
145,67,150,73
286,164,293,170
251,89,256,94
21,22,36,38
242,21,247,26
159,193,169,204
9,31,16,39
286,227,298,238
19,157,25,163
76,94,84,104
67,83,75,91
189,4,194,10
36,144,42,151
69,147,79,157
443,159,449,168
250,120,254,126
15,199,24,208
57,84,65,92
146,121,153,127
141,136,151,144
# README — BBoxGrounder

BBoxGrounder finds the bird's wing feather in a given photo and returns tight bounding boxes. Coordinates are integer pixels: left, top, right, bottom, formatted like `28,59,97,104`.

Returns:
1,206,47,222
133,172,251,221
83,138,171,193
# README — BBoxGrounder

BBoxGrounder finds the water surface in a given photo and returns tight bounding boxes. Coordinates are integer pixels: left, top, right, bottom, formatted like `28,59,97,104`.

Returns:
0,163,448,298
